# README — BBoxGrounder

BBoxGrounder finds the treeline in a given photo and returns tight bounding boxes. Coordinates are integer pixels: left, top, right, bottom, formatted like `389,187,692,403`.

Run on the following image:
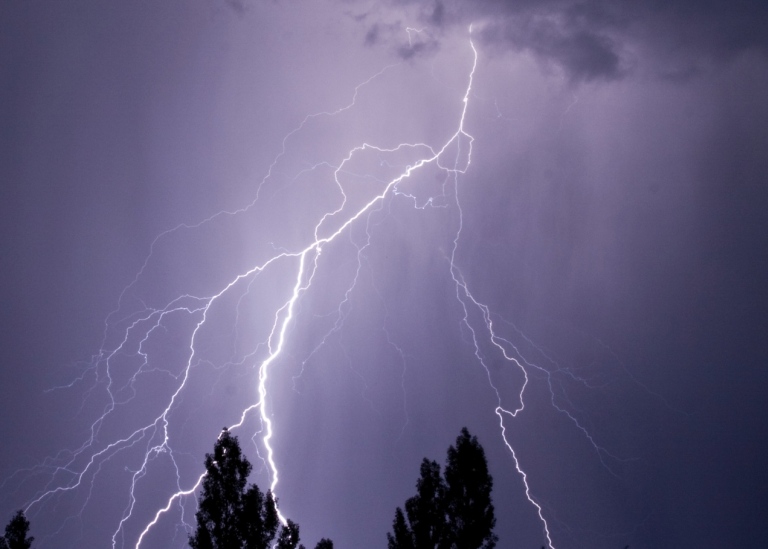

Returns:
188,427,331,549
189,426,497,549
5,427,631,548
1,427,496,548
0,511,33,549
0,427,497,548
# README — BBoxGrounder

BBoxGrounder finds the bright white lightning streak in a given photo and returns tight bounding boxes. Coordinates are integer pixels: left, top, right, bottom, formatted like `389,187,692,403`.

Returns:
441,30,557,546
132,50,489,539
135,35,489,546
10,25,627,549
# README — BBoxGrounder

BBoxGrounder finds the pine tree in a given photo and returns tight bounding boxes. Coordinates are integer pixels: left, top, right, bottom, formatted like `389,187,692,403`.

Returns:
402,459,446,548
387,428,497,549
190,428,253,549
443,428,497,549
189,428,332,549
387,507,415,549
0,510,34,549
241,484,280,549
275,519,301,549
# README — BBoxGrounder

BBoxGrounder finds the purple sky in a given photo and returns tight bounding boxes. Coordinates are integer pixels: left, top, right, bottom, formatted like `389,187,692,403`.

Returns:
2,1,767,548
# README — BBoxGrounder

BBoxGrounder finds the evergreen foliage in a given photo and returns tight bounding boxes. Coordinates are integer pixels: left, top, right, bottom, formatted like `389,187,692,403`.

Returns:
0,510,34,549
387,428,497,549
444,428,497,549
189,428,331,549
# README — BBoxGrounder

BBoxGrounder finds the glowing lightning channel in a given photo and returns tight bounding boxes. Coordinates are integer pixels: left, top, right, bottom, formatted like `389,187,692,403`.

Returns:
7,24,627,549
237,24,563,548
133,26,490,547
440,26,559,547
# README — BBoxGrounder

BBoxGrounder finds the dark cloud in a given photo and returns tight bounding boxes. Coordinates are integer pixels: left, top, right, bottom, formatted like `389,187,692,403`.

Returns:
396,39,437,59
364,23,381,46
361,18,440,59
3,0,768,547
429,0,446,25
370,0,768,81
225,0,247,16
479,15,623,81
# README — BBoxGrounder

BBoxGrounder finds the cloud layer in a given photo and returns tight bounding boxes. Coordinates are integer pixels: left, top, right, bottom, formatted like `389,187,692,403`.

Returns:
359,0,768,81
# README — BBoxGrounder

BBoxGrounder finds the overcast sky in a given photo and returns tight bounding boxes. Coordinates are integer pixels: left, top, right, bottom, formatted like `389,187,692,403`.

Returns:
1,1,767,548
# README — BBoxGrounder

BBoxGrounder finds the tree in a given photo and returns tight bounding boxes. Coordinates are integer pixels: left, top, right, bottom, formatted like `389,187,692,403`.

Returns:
189,428,332,549
241,484,279,549
387,428,497,549
275,519,301,549
397,459,446,549
387,508,415,549
0,510,34,549
190,428,255,549
443,428,497,549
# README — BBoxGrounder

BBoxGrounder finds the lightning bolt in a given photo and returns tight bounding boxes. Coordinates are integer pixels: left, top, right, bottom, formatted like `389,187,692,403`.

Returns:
3,24,630,549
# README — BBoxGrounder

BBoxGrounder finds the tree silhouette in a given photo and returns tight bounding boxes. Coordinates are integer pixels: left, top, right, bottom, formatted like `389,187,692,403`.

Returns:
443,428,497,549
275,519,301,549
387,428,497,549
190,428,255,549
0,510,34,549
405,459,446,547
241,484,280,549
190,428,331,549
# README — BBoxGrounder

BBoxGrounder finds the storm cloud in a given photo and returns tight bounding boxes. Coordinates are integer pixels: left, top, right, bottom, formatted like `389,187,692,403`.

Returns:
1,1,767,548
361,0,768,81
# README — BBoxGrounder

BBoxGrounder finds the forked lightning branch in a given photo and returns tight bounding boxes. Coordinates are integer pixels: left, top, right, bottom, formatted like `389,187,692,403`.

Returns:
15,27,618,549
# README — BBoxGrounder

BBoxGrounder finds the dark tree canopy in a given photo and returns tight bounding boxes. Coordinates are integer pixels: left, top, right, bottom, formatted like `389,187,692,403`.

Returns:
388,507,415,549
241,484,280,549
387,428,497,549
0,510,34,549
190,428,253,549
190,428,331,549
405,459,446,547
276,519,301,549
443,428,497,549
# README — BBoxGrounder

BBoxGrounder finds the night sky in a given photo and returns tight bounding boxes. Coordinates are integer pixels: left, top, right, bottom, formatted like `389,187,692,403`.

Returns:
2,1,767,548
